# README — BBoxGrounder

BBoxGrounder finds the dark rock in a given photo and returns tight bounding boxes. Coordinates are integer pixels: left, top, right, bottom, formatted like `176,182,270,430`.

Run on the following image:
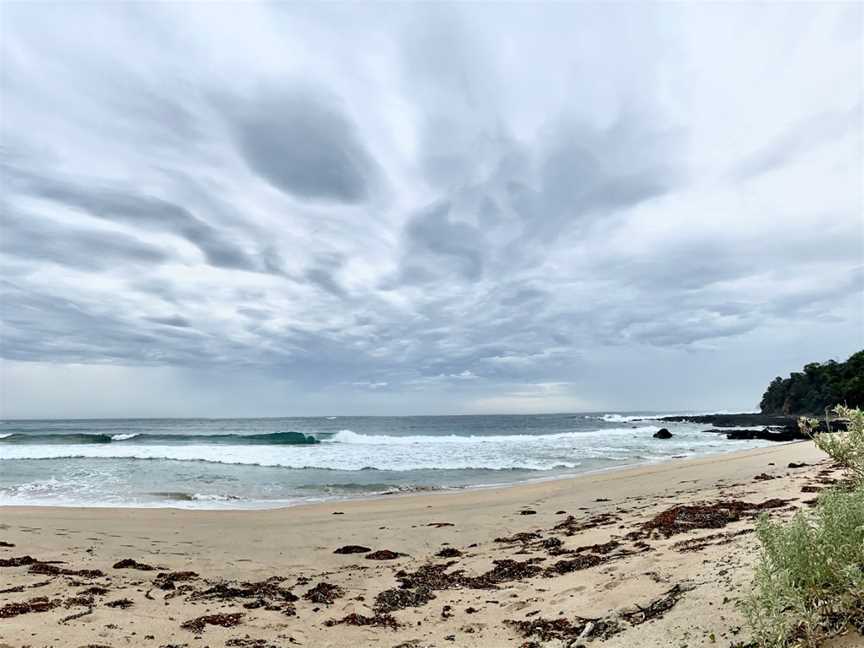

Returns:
664,413,845,441
653,428,673,439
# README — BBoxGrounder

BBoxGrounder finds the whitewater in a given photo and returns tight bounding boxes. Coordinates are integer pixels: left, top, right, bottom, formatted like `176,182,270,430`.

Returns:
0,413,772,508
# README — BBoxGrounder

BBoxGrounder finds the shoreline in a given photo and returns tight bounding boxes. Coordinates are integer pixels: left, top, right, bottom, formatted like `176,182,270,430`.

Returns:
3,440,856,647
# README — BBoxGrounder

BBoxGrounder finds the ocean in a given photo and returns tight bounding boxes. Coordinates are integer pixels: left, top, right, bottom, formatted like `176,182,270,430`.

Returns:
0,413,770,508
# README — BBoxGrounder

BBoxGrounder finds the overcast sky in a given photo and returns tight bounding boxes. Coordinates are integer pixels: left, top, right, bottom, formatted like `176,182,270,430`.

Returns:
1,3,862,419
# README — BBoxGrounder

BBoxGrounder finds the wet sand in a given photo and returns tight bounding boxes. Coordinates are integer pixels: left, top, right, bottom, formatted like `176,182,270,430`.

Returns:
1,441,857,647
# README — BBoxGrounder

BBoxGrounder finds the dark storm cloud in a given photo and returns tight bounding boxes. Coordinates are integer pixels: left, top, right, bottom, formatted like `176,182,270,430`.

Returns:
220,86,378,203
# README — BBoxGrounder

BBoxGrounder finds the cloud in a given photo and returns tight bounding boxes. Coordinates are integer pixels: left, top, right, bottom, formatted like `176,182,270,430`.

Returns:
397,202,486,283
732,103,862,180
219,85,379,203
0,2,861,417
2,163,270,273
1,209,171,271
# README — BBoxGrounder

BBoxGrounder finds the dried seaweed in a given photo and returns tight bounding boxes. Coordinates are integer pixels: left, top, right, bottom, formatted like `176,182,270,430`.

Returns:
334,545,371,554
181,612,244,632
113,558,155,571
105,598,134,609
365,550,404,560
553,513,621,536
154,570,199,590
543,553,605,576
303,582,344,604
641,499,789,538
505,616,622,642
0,596,60,618
325,612,401,629
374,585,437,612
620,583,694,625
192,577,297,604
435,547,463,558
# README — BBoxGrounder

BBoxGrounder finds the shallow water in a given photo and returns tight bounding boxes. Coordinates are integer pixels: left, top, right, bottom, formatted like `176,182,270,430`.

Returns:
0,413,769,508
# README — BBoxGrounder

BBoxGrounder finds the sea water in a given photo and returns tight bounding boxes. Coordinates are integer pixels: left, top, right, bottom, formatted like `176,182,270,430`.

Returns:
0,413,769,508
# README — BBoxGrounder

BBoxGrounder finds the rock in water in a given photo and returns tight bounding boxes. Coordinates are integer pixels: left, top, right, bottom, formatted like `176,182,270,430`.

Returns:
653,428,673,439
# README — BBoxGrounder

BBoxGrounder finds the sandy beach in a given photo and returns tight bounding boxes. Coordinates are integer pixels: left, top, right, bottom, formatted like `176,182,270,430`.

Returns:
1,441,859,648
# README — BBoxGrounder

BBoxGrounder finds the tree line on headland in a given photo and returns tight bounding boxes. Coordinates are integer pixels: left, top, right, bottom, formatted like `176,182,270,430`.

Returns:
759,350,864,415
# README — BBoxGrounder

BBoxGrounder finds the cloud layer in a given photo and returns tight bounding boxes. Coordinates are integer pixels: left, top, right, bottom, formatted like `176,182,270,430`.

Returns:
1,3,862,417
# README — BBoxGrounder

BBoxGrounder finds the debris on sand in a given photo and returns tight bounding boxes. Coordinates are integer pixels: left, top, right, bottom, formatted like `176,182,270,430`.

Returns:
0,555,37,567
28,562,104,579
105,598,134,609
520,509,537,515
469,560,543,588
788,462,808,469
753,473,777,481
395,562,461,591
495,532,541,544
386,558,543,604
435,547,463,558
672,529,754,553
641,499,789,538
325,612,401,629
154,570,199,590
506,582,694,642
375,585,437,612
543,554,605,576
365,550,404,560
181,612,245,632
620,583,694,625
426,522,455,528
303,582,345,605
0,541,15,547
334,545,371,554
79,585,109,596
113,558,156,571
0,596,60,618
59,605,94,624
63,594,95,608
574,540,620,555
226,639,282,648
193,577,298,605
553,513,621,536
505,616,622,642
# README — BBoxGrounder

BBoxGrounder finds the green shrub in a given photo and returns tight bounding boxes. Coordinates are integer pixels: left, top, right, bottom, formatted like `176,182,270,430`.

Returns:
744,488,864,647
802,405,864,484
745,406,864,647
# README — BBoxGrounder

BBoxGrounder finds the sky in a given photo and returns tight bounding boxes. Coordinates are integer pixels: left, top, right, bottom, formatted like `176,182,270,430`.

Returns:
0,3,862,419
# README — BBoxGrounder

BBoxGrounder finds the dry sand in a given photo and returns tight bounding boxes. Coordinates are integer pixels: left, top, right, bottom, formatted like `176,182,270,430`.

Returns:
0,441,858,647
